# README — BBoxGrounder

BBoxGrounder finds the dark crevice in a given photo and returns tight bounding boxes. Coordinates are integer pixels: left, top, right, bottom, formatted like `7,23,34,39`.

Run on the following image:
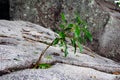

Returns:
0,60,119,76
0,0,10,20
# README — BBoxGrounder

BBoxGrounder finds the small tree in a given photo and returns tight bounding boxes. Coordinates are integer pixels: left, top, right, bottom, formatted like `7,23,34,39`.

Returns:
34,13,92,68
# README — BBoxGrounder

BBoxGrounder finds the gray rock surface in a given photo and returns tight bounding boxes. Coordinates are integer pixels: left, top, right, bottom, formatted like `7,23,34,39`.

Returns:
1,63,120,80
95,0,120,62
9,0,120,61
0,44,120,74
0,20,120,79
9,0,109,32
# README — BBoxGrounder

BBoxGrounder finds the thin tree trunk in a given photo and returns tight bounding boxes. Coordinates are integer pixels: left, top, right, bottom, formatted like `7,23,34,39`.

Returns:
34,40,54,68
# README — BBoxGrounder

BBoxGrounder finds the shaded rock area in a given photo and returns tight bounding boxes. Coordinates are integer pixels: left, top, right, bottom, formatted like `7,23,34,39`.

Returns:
95,0,120,62
0,20,120,80
0,0,10,20
9,0,109,33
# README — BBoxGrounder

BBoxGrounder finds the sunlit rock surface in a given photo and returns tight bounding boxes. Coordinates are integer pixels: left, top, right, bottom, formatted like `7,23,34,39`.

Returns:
0,20,120,80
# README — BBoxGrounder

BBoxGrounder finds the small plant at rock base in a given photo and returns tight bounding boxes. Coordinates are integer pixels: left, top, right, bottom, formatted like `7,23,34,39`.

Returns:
38,63,52,69
34,13,92,68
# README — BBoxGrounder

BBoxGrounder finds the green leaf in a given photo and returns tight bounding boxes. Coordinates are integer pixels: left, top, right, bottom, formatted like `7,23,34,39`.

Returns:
81,27,93,42
84,30,93,42
61,13,66,22
59,40,64,47
86,32,93,42
61,41,69,57
58,12,92,57
75,16,81,24
38,63,51,69
53,38,59,45
60,24,65,29
68,23,74,28
59,32,66,39
71,39,76,54
74,26,80,38
77,42,83,52
64,44,68,57
64,27,72,31
78,36,84,43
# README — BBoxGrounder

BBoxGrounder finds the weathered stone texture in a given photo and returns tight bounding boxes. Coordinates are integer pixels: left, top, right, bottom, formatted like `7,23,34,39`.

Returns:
9,0,120,61
9,0,109,50
0,20,120,79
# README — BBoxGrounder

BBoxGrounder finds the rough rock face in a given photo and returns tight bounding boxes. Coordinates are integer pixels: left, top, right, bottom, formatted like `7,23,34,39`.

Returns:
10,0,63,30
0,20,120,80
99,16,120,61
1,63,120,80
10,0,109,31
9,0,120,61
95,0,120,61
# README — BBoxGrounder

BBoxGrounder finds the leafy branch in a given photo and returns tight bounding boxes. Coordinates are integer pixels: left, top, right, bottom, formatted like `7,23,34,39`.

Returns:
34,13,92,68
